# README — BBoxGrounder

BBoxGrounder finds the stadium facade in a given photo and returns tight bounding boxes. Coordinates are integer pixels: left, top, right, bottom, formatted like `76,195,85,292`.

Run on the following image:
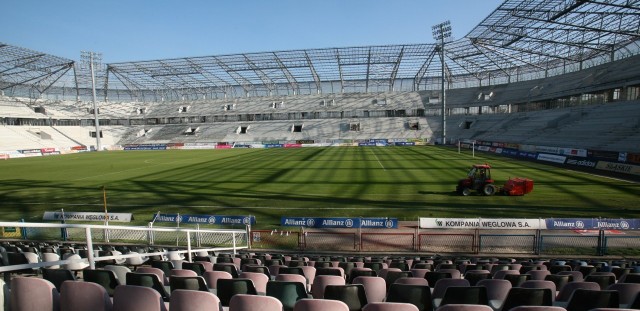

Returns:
1,0,640,176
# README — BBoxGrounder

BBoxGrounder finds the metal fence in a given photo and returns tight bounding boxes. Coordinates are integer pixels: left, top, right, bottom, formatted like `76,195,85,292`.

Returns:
479,233,537,254
418,232,476,253
0,221,249,273
603,235,640,256
304,232,357,251
250,228,640,256
539,233,601,256
249,230,300,250
362,233,415,252
2,221,637,257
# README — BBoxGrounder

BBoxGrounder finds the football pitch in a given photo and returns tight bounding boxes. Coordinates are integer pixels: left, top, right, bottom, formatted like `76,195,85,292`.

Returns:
0,146,638,228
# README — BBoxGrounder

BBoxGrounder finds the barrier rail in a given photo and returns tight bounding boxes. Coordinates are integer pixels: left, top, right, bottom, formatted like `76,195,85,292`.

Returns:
0,221,249,273
361,233,415,252
479,233,537,254
250,228,640,256
603,235,640,256
418,232,476,253
539,233,601,256
2,222,638,258
249,230,301,250
304,232,357,251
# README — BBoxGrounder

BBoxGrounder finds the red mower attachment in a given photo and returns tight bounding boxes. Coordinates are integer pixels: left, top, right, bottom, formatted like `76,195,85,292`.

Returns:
502,177,534,196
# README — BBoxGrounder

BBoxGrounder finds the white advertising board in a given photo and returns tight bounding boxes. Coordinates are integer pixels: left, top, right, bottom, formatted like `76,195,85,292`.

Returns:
419,218,546,229
43,211,133,222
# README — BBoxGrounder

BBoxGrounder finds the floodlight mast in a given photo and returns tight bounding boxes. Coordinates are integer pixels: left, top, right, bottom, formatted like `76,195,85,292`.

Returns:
81,51,102,151
432,21,451,145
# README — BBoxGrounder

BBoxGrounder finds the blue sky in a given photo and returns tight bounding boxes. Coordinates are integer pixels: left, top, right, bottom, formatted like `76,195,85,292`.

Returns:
2,0,504,63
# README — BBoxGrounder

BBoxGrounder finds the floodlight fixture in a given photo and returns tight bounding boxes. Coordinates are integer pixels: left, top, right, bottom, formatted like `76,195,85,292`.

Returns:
432,20,452,145
81,51,103,151
432,20,452,42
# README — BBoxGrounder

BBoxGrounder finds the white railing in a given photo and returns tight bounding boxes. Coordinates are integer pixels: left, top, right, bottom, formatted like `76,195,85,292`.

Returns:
0,221,249,272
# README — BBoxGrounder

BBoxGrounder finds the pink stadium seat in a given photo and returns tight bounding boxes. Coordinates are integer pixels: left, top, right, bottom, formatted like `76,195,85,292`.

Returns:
230,294,281,311
362,302,419,311
351,276,387,303
293,298,349,311
60,280,112,311
10,277,60,311
169,289,220,311
112,285,168,311
310,275,345,299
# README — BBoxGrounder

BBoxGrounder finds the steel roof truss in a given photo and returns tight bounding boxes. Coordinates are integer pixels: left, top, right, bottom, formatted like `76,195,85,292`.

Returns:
242,55,276,93
413,48,438,90
272,52,299,94
185,59,231,97
303,51,322,93
212,56,254,95
389,47,404,92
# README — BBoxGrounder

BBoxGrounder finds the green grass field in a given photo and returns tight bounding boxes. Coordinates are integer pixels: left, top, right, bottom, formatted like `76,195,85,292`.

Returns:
0,146,638,228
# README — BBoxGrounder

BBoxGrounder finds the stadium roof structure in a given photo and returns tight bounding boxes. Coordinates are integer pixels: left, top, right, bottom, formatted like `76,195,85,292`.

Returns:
0,43,74,96
2,0,640,101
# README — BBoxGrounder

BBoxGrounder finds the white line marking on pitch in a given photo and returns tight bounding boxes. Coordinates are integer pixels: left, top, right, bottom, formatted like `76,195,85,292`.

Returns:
567,169,639,184
370,149,386,171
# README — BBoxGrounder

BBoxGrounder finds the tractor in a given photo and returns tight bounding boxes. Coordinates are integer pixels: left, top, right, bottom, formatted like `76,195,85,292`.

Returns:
456,164,534,196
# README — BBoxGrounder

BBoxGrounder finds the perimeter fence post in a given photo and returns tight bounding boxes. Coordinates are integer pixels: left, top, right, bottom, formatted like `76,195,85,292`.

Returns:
148,222,154,245
186,231,192,262
531,229,540,255
232,231,237,255
196,224,201,248
602,230,608,256
474,228,480,254
358,217,362,252
246,223,251,249
104,227,110,244
61,209,68,241
20,219,27,240
414,225,419,252
597,229,605,256
85,227,96,269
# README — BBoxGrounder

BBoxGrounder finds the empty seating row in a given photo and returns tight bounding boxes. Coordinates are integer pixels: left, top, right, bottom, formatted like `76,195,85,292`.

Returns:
12,273,640,311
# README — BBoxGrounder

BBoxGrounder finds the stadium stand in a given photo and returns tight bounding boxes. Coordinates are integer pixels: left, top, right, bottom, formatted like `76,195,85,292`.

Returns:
3,236,640,311
444,100,640,153
2,0,640,308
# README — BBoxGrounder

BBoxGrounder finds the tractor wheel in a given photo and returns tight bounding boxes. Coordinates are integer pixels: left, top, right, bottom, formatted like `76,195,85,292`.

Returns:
483,184,497,196
462,188,471,196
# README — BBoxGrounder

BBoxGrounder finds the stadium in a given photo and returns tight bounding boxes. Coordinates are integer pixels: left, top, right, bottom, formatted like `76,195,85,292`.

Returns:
1,0,640,310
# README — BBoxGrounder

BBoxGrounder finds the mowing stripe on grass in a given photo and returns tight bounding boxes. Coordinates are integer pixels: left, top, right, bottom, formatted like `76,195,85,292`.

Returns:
8,201,433,210
1,147,639,225
370,148,386,171
71,151,238,181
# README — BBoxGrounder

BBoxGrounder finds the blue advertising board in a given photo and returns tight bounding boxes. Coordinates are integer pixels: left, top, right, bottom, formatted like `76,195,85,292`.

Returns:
152,213,255,225
281,217,397,229
545,218,637,230
395,142,415,146
517,151,538,159
264,144,283,148
360,218,398,228
371,139,389,146
501,148,519,157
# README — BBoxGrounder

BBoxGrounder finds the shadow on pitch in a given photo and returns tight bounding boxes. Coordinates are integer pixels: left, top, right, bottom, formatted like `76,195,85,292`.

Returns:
418,190,459,196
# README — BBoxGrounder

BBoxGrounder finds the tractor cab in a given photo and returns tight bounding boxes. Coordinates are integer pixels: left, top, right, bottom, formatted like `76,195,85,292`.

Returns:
457,164,497,196
468,164,491,183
